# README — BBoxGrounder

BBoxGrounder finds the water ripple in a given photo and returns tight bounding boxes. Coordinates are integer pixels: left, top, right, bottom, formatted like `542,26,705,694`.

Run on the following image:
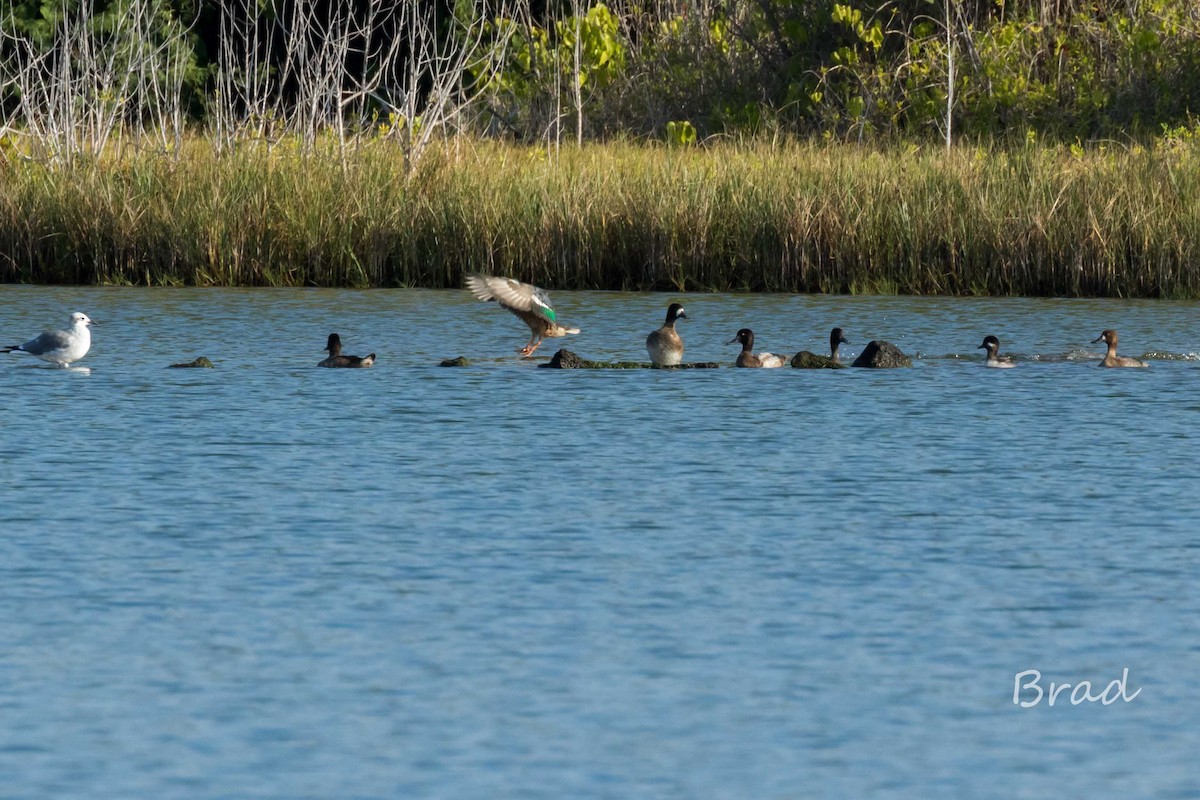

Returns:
2,287,1199,799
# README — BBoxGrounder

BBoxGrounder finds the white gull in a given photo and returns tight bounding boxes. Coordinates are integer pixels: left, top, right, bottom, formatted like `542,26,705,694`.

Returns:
3,312,95,366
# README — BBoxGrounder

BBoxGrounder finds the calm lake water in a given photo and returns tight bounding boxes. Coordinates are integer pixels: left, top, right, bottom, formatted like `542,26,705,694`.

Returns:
2,285,1199,799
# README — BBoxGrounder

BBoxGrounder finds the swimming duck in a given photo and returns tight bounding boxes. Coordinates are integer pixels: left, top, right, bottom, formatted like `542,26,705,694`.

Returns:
830,327,849,362
646,303,687,366
1091,330,1147,368
319,333,375,368
977,335,1015,368
466,273,580,356
3,312,94,366
728,328,787,368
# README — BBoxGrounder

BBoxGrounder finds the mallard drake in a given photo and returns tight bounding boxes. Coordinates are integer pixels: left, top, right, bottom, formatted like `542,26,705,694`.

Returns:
977,335,1016,368
1092,330,1147,368
3,312,94,366
646,303,687,366
465,273,580,356
830,327,849,362
728,328,787,368
318,333,375,368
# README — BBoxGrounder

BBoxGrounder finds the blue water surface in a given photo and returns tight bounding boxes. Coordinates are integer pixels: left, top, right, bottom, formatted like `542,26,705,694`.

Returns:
1,286,1198,799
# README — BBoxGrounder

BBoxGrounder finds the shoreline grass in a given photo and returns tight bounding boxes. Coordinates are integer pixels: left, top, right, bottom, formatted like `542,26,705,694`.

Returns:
3,138,1200,297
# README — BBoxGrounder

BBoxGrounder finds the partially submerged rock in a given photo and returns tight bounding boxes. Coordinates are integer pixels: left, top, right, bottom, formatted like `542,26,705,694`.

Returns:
542,349,591,369
539,349,719,369
168,357,214,368
791,351,845,369
439,356,471,367
851,341,912,368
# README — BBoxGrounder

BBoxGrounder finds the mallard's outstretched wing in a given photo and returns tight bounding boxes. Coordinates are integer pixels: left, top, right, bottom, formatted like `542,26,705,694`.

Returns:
465,274,559,324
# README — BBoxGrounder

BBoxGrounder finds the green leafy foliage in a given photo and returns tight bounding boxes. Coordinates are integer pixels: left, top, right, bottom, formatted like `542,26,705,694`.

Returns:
8,1,1200,148
481,3,627,138
665,120,696,146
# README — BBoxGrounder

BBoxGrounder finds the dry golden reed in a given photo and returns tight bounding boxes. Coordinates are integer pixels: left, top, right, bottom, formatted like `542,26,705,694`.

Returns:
3,137,1199,297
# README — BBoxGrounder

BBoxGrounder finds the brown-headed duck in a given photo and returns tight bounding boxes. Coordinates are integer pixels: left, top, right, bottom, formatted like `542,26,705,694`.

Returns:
319,333,375,368
830,327,849,363
728,328,787,368
1091,330,1147,368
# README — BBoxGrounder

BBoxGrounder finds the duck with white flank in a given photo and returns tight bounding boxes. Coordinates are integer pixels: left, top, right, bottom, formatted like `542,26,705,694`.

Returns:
646,303,687,366
728,328,787,368
3,312,94,367
318,333,375,368
830,327,850,362
465,273,580,356
1092,330,1148,368
977,335,1016,368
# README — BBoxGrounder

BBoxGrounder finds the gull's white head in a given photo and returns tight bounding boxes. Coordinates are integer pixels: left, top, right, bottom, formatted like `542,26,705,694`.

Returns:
70,312,94,328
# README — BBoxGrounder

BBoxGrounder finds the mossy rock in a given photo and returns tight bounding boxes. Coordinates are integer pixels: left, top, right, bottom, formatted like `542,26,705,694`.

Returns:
850,341,912,368
791,351,845,369
168,357,214,368
439,356,471,367
539,349,719,369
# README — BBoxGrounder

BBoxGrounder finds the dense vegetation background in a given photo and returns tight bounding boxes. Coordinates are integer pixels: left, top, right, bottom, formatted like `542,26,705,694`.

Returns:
5,0,1200,150
4,2,1200,294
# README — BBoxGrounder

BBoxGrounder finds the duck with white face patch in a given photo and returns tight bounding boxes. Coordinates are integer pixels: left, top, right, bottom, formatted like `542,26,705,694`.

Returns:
977,335,1015,368
646,303,687,366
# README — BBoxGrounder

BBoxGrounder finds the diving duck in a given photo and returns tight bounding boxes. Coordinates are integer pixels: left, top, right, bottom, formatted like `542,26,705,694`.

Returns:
830,327,849,363
3,312,94,367
729,328,787,368
977,335,1015,368
318,333,375,368
465,273,580,356
1092,330,1148,368
646,303,687,366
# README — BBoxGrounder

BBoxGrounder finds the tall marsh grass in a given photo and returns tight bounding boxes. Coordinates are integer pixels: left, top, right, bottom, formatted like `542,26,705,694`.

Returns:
3,138,1200,296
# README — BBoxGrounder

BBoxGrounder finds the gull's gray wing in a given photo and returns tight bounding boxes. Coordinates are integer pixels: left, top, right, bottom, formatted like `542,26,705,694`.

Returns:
19,328,73,355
